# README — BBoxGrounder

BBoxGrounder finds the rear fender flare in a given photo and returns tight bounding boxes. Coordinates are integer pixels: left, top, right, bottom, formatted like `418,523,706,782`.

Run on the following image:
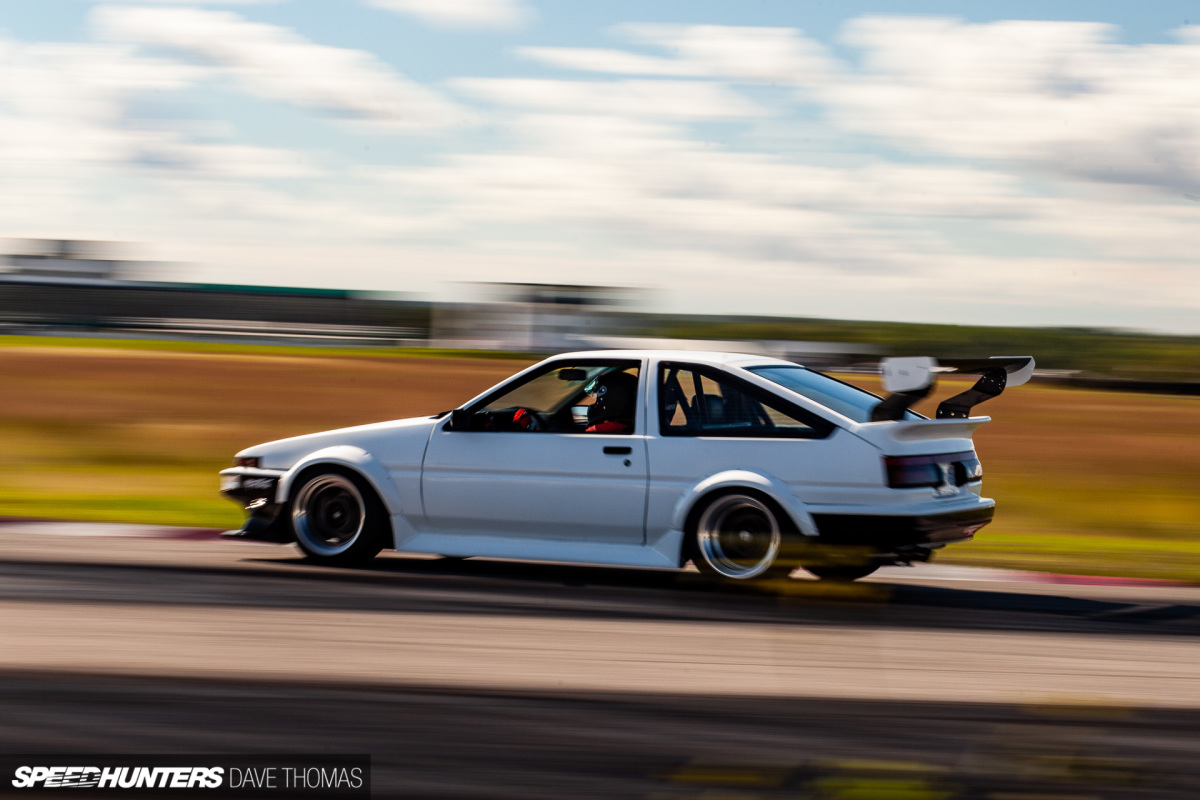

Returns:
671,470,820,543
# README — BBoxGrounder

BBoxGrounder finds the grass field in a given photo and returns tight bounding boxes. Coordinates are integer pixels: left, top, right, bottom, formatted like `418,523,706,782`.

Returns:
2,339,1197,580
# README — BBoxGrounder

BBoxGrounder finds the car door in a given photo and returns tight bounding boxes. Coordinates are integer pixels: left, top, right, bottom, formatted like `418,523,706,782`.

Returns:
420,359,649,544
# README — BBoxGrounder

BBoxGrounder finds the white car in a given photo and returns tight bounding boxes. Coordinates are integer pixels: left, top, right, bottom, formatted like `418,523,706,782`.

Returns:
220,351,1033,581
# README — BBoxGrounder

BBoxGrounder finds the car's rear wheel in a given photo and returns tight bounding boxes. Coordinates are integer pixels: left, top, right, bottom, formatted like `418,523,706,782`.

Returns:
291,469,386,566
689,492,790,581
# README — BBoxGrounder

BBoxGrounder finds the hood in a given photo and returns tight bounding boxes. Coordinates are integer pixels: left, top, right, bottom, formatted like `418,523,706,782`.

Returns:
236,415,440,469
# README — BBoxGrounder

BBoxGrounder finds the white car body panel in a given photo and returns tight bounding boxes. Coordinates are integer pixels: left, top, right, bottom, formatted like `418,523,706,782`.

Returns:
420,426,649,543
850,418,989,452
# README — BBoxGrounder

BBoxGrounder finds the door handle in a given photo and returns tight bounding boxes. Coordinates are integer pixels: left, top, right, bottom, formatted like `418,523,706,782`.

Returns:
603,446,632,455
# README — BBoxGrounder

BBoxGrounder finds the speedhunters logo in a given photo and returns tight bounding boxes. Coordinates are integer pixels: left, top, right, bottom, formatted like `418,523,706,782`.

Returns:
4,757,368,797
12,767,223,790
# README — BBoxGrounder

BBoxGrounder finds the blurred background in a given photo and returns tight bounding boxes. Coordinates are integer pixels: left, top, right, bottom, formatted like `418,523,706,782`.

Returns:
3,1,1200,797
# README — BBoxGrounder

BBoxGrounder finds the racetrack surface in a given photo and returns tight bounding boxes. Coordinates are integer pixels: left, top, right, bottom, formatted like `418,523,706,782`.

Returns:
3,528,1200,798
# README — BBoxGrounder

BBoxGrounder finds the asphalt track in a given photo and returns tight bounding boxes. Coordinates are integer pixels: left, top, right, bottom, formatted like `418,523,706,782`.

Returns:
3,525,1200,798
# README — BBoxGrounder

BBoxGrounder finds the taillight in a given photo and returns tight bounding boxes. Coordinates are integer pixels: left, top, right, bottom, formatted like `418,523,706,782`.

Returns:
234,456,260,468
956,457,983,484
884,451,980,488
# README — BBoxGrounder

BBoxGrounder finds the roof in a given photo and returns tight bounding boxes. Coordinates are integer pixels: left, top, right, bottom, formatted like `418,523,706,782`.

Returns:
548,350,799,369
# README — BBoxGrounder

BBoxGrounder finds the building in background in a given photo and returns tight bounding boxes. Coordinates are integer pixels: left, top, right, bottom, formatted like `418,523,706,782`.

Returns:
0,239,428,345
431,282,644,352
1,240,878,366
2,239,127,282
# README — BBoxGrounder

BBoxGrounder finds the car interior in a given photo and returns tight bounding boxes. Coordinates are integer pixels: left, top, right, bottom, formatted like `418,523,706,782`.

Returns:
464,363,640,433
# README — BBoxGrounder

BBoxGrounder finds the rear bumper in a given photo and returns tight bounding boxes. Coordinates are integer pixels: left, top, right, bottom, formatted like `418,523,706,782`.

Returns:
811,503,995,553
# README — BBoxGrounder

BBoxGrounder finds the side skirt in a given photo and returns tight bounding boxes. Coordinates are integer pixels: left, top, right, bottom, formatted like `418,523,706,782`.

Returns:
392,530,686,571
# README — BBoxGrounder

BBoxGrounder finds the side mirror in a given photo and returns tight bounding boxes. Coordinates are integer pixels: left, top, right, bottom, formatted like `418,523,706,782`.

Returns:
448,408,473,431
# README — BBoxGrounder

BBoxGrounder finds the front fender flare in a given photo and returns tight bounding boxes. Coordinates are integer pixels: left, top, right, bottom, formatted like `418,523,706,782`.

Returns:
276,446,404,518
671,470,820,540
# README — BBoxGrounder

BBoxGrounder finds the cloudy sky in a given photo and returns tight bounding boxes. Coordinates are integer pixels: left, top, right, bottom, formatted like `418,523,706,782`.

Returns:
2,1,1199,332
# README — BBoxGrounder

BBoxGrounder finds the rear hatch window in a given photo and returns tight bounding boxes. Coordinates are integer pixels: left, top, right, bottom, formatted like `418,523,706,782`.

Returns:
747,365,922,423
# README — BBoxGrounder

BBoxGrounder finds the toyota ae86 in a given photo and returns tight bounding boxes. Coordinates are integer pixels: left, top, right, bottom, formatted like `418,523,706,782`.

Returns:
220,350,1033,582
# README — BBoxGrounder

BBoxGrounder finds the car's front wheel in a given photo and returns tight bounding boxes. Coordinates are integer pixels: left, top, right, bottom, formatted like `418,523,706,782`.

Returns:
290,469,387,566
689,492,791,581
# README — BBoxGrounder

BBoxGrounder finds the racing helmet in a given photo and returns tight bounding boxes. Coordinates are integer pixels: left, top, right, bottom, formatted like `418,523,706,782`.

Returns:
586,370,638,426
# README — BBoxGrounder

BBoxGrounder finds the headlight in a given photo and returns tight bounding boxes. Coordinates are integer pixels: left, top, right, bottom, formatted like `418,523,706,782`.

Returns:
234,456,260,468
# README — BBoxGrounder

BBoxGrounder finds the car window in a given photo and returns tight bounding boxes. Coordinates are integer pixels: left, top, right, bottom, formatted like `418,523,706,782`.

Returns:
746,365,921,423
481,365,607,414
659,363,830,438
467,361,640,433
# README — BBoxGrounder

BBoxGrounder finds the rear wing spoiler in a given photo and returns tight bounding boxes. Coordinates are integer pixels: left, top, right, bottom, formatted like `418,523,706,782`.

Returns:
871,356,1035,422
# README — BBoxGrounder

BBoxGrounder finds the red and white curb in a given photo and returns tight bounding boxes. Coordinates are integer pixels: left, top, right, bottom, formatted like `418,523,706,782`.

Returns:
0,518,1186,587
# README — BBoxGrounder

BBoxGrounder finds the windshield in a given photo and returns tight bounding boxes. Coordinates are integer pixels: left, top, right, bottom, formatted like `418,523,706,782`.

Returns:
746,365,918,423
480,365,611,415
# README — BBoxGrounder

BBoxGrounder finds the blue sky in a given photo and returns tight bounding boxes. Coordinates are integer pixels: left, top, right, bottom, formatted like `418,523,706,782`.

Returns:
2,0,1198,332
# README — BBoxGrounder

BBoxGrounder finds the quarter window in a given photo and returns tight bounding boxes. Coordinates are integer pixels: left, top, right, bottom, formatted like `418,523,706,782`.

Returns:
658,364,831,438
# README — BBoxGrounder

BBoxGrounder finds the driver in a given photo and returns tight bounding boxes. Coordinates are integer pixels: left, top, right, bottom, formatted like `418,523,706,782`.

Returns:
585,371,637,433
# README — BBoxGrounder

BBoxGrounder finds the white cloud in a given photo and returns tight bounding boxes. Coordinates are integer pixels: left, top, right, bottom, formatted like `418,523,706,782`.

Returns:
0,38,198,167
527,24,836,84
136,138,321,179
592,19,1200,193
568,24,835,85
620,23,834,84
451,79,764,120
375,110,997,273
364,0,532,30
358,78,1198,324
822,17,1200,190
93,5,467,132
3,11,1199,331
0,31,345,250
515,47,701,77
0,34,324,187
1003,194,1200,261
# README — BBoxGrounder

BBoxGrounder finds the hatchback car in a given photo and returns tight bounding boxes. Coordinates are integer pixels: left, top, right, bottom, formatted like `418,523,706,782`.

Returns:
220,351,1032,581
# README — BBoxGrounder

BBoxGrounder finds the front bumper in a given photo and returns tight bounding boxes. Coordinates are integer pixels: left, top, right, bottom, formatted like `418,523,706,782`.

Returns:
218,468,291,543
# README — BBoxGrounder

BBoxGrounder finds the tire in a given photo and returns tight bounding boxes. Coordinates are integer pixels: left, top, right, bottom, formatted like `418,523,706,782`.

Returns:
803,563,879,582
290,468,387,567
688,492,792,581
